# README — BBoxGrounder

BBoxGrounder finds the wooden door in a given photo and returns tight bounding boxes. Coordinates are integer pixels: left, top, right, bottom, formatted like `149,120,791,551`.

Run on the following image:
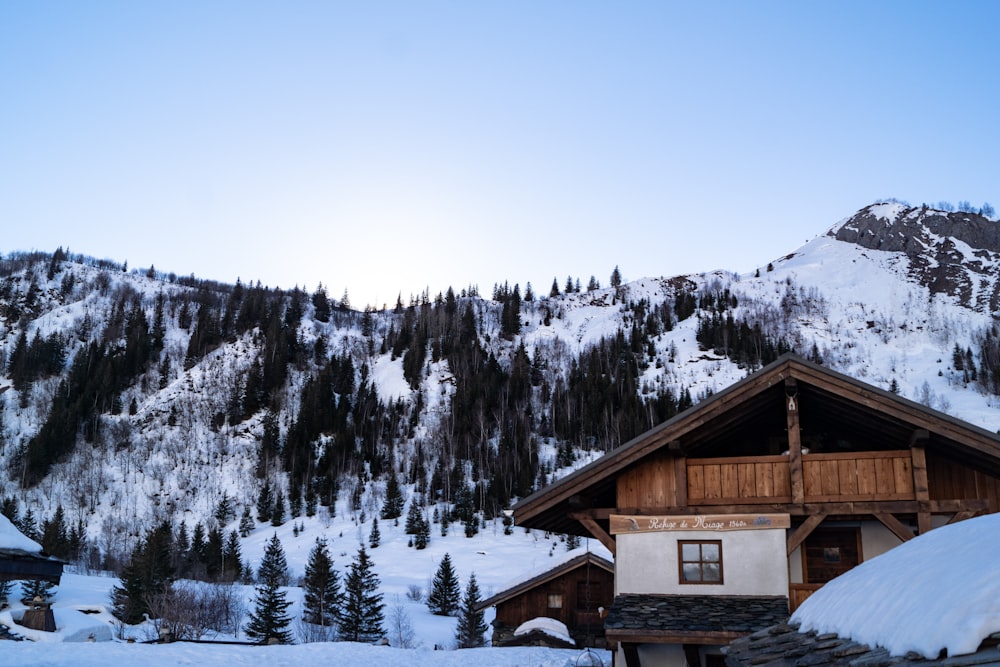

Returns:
801,526,862,584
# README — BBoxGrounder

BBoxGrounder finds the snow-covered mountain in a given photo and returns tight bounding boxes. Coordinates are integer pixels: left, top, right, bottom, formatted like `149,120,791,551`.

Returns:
1,200,999,575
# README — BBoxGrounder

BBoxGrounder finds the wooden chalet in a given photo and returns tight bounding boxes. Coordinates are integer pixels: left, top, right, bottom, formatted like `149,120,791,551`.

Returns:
513,354,1000,667
476,550,614,648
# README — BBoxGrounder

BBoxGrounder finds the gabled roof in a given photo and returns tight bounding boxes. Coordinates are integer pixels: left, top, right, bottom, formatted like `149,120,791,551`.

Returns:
514,353,1000,535
475,550,614,612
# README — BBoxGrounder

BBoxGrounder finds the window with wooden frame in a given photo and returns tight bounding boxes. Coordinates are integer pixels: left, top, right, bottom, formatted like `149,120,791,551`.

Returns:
547,593,563,609
679,540,723,584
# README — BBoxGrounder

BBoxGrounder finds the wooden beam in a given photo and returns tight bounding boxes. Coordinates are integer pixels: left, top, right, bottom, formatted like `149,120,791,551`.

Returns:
606,629,745,645
622,642,641,667
910,445,931,534
786,512,826,556
683,644,701,667
569,512,617,557
945,510,980,526
786,379,804,505
874,512,915,542
675,455,688,509
578,497,989,521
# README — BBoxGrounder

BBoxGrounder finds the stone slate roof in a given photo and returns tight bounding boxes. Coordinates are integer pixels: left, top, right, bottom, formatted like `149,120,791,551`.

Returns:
604,594,789,639
725,622,1000,667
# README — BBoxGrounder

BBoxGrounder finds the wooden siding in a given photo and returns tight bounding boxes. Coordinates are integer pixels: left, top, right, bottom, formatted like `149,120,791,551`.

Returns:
926,450,1000,513
687,451,917,505
617,450,679,508
493,564,614,643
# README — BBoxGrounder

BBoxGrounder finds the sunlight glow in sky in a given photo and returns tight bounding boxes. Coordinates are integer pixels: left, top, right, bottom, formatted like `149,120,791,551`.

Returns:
3,1,999,308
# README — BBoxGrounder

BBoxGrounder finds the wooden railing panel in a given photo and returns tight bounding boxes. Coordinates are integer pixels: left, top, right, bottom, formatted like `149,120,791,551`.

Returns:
688,451,916,505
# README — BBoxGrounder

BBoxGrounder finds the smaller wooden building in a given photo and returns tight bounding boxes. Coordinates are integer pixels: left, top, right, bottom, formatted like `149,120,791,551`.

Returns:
477,550,615,648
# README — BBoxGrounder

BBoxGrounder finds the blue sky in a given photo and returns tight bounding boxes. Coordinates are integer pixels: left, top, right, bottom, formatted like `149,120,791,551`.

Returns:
2,1,998,308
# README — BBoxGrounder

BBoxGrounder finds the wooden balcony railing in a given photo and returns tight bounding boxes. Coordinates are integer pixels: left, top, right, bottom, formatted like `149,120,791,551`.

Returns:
687,450,916,505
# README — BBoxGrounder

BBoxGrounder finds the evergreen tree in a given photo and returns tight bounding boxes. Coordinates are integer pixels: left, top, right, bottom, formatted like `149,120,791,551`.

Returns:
305,483,318,517
302,538,341,630
40,505,70,559
337,546,384,642
21,578,56,603
380,474,404,521
245,533,293,644
214,493,234,526
110,521,174,624
239,507,255,537
414,514,430,550
256,479,273,523
223,530,243,582
610,265,622,288
368,517,381,548
455,572,487,648
427,552,461,616
404,500,423,535
270,490,286,527
550,278,560,298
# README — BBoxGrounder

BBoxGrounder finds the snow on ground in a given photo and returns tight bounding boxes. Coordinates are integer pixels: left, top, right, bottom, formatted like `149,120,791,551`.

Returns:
791,513,1000,658
0,514,613,665
0,641,600,667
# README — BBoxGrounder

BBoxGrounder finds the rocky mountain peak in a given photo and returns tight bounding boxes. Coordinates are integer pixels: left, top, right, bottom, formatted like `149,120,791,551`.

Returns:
829,203,1000,313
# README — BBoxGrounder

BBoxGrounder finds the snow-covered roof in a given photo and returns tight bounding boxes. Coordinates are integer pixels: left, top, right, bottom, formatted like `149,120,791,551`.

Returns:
0,513,43,553
514,617,575,645
791,513,1000,658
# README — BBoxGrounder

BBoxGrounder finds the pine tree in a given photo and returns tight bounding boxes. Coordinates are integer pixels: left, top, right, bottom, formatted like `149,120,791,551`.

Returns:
381,474,404,521
404,500,423,535
337,546,384,642
368,517,381,548
414,514,430,550
21,578,56,603
270,490,286,527
214,493,234,526
111,521,174,624
455,572,487,648
302,538,341,630
223,530,243,582
40,504,70,559
245,533,293,644
239,507,255,537
610,265,622,289
427,552,461,616
256,479,273,522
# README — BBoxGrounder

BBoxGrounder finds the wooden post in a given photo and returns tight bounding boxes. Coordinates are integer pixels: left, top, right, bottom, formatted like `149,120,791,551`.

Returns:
674,455,688,509
786,380,804,505
910,444,931,535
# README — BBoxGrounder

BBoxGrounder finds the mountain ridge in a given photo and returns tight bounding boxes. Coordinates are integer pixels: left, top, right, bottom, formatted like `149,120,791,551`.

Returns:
0,201,998,572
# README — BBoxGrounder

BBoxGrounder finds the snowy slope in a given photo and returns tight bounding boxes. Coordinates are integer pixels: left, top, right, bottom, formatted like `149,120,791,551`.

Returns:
1,202,1000,662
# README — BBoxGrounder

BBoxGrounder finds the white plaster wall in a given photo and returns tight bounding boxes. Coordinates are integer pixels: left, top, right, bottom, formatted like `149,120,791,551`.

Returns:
616,528,789,596
860,520,906,559
788,545,803,584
